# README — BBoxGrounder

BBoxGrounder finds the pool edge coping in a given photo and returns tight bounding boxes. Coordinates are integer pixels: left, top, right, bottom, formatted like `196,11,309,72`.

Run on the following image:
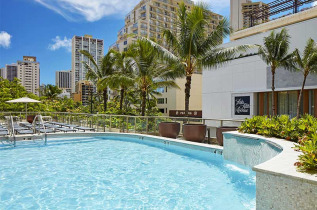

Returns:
224,131,317,184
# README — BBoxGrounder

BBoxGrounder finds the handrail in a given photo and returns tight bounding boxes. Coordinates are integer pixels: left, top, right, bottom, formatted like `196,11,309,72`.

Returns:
32,115,47,145
4,116,16,147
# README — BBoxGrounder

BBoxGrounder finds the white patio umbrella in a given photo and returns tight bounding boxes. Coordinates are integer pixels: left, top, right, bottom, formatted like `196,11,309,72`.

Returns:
6,97,41,120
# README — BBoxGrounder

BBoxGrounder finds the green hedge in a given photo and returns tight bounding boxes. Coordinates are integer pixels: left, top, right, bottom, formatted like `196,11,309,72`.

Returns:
238,115,317,172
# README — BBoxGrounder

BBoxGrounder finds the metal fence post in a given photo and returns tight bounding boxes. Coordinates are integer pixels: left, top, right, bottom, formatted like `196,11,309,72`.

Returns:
109,115,112,132
126,116,129,133
146,117,149,134
134,117,137,133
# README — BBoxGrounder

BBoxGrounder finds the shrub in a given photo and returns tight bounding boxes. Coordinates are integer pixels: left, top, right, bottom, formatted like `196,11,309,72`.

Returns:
294,134,317,172
238,114,317,142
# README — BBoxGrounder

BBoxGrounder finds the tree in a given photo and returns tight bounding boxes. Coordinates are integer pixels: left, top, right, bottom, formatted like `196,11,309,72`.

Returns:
293,38,317,118
258,28,295,116
107,50,135,112
128,39,179,116
81,49,116,112
41,84,62,99
160,2,250,116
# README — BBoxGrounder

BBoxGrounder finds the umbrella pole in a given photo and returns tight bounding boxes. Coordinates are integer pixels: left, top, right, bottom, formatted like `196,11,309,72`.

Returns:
25,103,27,122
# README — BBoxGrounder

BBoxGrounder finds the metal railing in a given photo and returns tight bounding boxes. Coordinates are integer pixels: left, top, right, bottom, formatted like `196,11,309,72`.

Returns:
0,112,244,139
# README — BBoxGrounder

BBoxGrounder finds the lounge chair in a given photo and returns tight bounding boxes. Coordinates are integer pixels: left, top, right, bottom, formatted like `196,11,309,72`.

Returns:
56,127,77,133
76,127,95,132
44,124,59,129
64,124,79,128
16,129,34,135
35,128,55,133
0,130,8,136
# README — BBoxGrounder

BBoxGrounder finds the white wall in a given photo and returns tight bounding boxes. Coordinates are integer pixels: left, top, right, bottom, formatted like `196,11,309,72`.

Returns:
202,18,317,120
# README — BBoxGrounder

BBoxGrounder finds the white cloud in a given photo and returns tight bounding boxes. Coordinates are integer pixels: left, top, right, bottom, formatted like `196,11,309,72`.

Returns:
0,31,12,48
48,36,72,52
313,2,317,6
35,0,141,22
35,0,230,22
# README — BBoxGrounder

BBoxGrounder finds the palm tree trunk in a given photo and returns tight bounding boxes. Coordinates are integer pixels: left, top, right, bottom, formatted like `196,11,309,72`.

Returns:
271,69,276,116
185,75,192,116
141,90,146,116
103,88,108,112
296,74,307,119
119,87,125,111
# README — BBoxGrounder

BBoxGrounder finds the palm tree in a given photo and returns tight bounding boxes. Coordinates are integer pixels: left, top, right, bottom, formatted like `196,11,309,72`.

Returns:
160,2,250,116
293,38,317,118
42,84,62,99
108,51,135,112
258,28,295,116
80,49,116,112
128,39,180,116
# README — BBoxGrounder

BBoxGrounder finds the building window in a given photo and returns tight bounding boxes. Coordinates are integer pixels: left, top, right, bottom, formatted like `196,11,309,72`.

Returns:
156,87,164,93
159,108,164,113
124,40,127,45
157,98,164,104
165,98,167,104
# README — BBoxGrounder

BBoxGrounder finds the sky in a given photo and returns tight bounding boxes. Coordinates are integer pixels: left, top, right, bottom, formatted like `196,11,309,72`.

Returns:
0,0,314,85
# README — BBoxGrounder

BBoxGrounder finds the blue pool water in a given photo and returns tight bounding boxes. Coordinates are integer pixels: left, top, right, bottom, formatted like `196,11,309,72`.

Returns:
0,136,256,209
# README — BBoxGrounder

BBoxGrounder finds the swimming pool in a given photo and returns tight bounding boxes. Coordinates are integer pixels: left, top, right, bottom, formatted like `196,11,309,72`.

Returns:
0,135,256,209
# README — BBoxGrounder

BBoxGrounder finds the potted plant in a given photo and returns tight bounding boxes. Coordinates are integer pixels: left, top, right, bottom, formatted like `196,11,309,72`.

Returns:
216,126,238,146
183,124,207,143
159,122,180,139
27,115,36,123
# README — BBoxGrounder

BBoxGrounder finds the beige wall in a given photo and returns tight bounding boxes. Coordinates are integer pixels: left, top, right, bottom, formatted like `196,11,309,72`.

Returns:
157,73,202,115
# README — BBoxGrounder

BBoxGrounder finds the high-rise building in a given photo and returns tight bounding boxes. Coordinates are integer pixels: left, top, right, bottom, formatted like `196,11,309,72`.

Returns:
17,56,40,96
71,35,104,93
110,0,223,52
0,67,5,78
56,70,72,93
72,80,96,106
230,0,269,32
241,1,269,28
5,64,18,82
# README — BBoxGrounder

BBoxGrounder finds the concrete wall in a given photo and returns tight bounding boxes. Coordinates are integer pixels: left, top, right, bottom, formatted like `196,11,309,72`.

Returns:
202,17,317,119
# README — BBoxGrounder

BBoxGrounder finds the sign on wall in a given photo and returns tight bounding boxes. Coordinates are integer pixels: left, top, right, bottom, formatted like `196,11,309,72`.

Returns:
169,110,202,118
234,96,251,115
231,93,253,118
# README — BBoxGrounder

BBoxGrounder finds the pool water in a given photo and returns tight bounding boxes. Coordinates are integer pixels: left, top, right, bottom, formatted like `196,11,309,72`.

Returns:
0,136,256,209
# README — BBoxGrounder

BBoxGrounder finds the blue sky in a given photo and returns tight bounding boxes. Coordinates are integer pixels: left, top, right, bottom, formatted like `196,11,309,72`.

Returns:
1,0,310,85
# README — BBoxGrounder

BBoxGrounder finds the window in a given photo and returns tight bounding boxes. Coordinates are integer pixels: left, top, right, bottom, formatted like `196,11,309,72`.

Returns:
156,87,164,93
124,40,127,45
165,98,167,104
157,98,164,104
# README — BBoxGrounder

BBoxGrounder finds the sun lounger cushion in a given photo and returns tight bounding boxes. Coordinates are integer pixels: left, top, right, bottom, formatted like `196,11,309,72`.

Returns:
56,127,77,133
76,127,95,132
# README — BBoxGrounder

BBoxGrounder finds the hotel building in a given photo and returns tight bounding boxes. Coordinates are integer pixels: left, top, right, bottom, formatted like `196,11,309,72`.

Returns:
71,35,104,93
231,0,269,32
17,56,40,96
110,0,222,116
110,0,223,51
56,70,72,93
203,4,317,120
156,74,202,117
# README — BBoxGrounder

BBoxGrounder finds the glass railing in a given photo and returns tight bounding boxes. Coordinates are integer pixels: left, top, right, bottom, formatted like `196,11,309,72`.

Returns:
0,112,244,139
